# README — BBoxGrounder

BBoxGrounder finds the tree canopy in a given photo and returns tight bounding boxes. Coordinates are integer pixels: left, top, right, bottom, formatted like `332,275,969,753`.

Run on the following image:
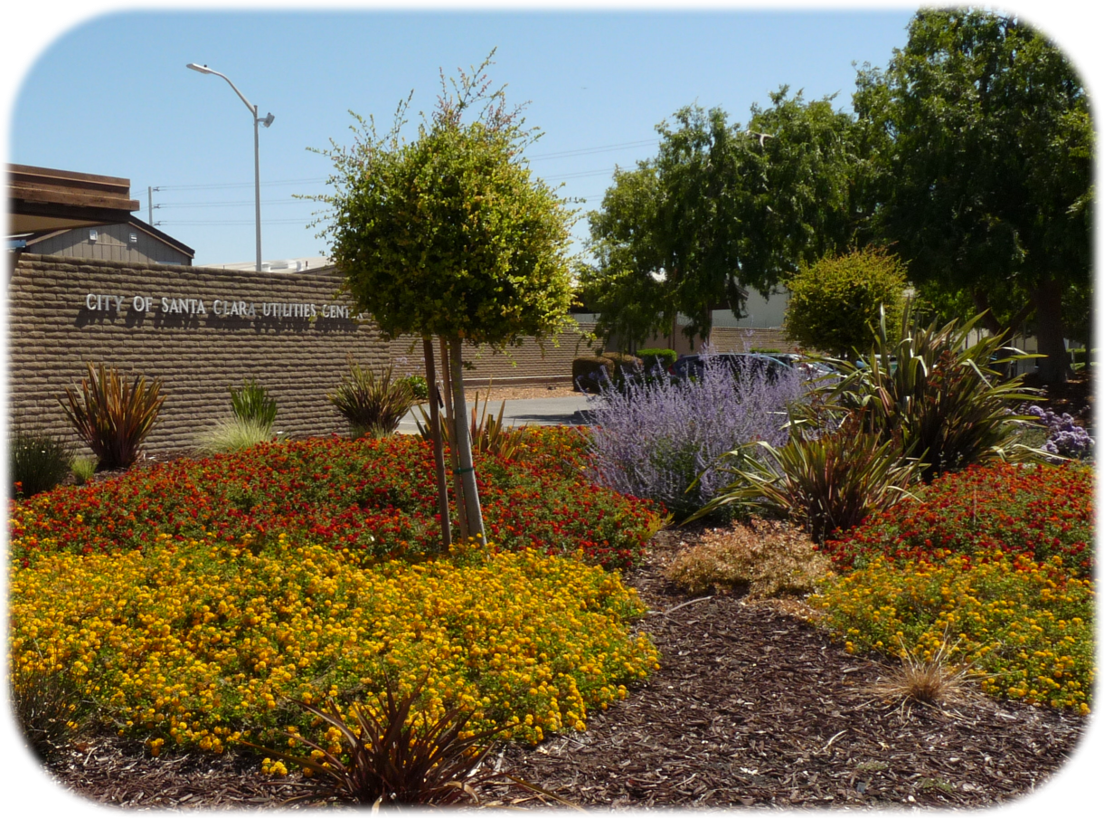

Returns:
857,8,1092,382
579,90,864,348
313,55,578,544
317,61,576,349
581,9,1092,382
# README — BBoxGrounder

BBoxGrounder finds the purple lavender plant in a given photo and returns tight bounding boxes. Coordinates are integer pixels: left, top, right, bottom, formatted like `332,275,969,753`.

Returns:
1023,404,1094,460
584,350,808,518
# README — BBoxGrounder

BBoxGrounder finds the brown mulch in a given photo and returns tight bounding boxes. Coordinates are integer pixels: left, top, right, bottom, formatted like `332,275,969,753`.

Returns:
482,529,1087,809
36,527,1087,810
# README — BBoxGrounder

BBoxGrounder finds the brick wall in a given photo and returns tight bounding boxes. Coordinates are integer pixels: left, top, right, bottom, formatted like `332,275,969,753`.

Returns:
388,326,597,388
7,254,598,457
708,327,801,354
8,253,392,455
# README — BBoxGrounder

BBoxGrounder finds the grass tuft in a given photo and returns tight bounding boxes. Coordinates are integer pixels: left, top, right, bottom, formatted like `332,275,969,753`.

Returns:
10,665,89,763
70,456,97,486
9,427,73,498
195,417,276,454
867,636,981,708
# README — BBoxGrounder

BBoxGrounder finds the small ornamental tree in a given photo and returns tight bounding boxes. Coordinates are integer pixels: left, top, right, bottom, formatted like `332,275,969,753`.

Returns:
314,53,576,544
783,247,908,358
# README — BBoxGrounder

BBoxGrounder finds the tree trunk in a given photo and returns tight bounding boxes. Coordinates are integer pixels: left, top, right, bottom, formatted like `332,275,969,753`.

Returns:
1033,276,1070,385
422,337,451,553
971,288,1035,340
448,337,485,543
440,337,469,540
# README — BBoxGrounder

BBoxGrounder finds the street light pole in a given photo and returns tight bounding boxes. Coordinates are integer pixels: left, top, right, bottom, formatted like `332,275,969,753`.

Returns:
186,63,274,272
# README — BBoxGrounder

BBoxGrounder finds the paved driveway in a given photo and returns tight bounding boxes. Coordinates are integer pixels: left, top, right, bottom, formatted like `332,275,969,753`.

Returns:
397,395,593,435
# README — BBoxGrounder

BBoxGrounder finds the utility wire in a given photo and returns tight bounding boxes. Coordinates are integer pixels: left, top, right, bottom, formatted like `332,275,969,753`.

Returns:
145,137,658,193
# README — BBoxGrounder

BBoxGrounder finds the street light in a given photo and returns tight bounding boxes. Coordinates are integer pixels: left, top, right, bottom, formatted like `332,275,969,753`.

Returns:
186,63,274,272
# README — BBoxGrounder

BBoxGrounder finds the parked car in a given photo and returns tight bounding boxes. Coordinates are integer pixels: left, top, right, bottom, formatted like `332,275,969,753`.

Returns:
668,353,795,383
855,355,898,374
762,353,839,379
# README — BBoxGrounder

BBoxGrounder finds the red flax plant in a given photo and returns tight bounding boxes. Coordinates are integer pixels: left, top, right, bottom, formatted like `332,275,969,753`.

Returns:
246,677,505,807
693,410,921,544
58,362,165,471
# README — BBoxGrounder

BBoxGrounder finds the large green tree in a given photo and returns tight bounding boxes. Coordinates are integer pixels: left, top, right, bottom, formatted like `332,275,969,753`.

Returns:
580,90,866,347
858,9,1093,383
315,56,576,541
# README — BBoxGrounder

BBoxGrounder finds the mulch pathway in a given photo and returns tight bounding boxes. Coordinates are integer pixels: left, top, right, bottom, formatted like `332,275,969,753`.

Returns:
34,526,1088,810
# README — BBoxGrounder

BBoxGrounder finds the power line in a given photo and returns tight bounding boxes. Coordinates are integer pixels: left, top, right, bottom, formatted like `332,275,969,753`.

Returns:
528,139,659,160
155,177,324,192
153,168,616,210
165,218,313,226
144,138,659,193
159,199,320,209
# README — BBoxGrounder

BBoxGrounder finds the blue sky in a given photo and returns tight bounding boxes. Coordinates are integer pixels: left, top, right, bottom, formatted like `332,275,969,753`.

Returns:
6,3,1097,270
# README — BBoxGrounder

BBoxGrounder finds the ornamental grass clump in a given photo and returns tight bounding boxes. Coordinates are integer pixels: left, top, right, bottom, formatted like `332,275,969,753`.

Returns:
195,417,277,455
328,362,416,438
58,362,164,470
69,456,96,486
694,410,921,543
866,635,983,708
9,426,73,498
415,391,525,460
11,664,90,763
252,675,596,816
585,350,806,519
248,677,504,806
816,305,1040,482
230,378,278,430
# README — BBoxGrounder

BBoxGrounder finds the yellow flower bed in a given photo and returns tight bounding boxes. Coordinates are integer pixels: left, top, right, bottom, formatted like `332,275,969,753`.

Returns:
10,534,658,754
811,553,1094,713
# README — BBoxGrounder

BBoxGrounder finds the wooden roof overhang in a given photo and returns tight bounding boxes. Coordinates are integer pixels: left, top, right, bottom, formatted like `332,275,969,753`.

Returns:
8,164,140,236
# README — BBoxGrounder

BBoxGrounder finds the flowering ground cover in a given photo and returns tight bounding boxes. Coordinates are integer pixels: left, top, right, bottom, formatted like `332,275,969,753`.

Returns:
9,429,665,773
819,462,1094,577
812,553,1093,712
10,536,658,756
11,431,1091,808
812,462,1094,713
10,431,661,571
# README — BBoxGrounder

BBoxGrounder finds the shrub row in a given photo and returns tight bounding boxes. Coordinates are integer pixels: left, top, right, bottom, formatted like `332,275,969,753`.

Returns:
572,350,676,393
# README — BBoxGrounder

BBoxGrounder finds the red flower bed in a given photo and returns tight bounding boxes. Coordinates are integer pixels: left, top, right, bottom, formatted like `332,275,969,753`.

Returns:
10,432,661,571
821,462,1093,578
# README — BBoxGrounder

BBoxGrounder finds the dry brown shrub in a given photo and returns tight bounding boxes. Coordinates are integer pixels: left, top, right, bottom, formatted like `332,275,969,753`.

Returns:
664,518,832,599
